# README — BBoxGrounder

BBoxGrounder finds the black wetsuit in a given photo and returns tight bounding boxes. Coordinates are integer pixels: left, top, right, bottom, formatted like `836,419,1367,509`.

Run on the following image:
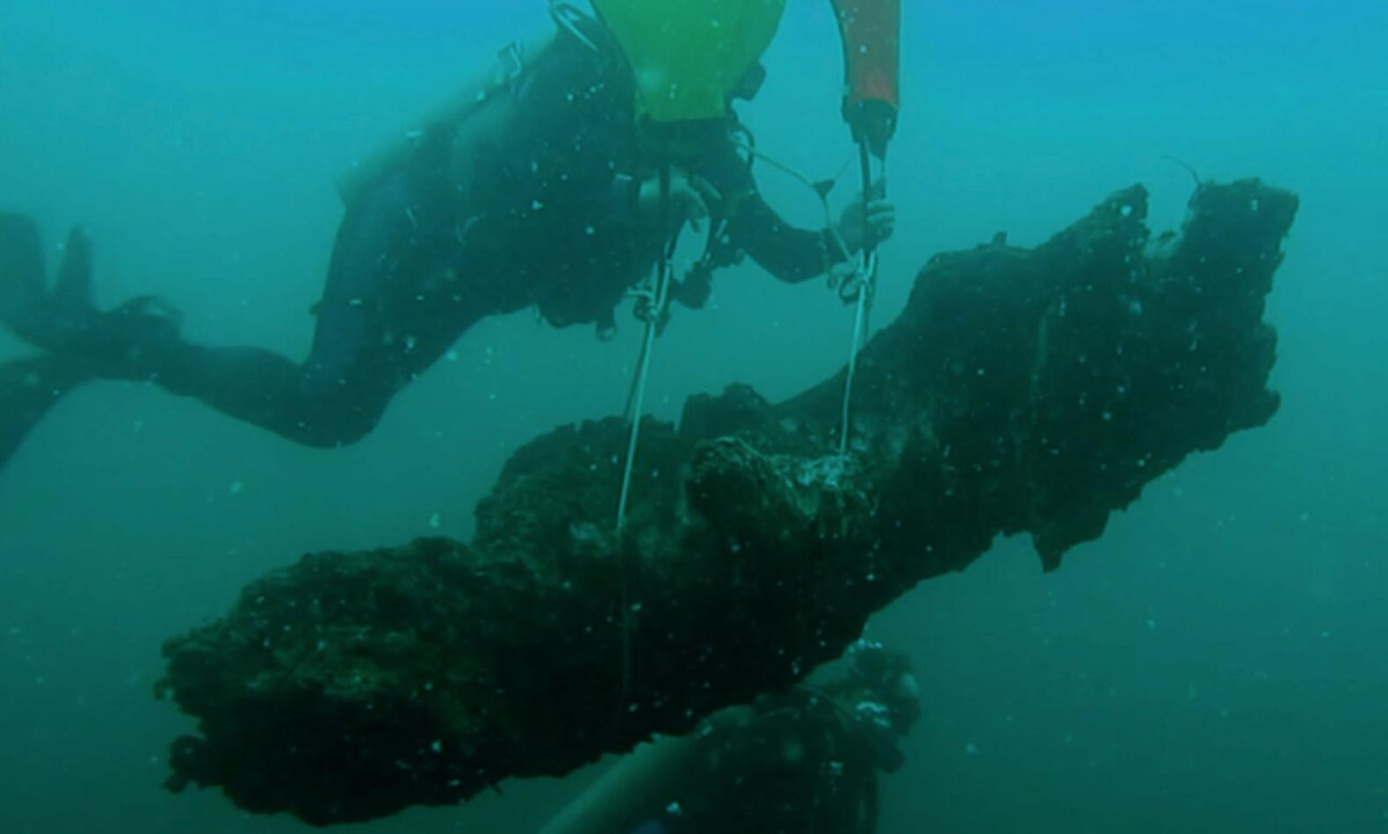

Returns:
147,17,843,448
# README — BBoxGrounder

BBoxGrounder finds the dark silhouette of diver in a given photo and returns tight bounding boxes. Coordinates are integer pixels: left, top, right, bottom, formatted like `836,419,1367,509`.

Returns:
0,3,894,472
541,641,922,834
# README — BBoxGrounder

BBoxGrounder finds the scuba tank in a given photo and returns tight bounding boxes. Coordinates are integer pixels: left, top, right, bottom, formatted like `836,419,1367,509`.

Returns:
334,3,598,206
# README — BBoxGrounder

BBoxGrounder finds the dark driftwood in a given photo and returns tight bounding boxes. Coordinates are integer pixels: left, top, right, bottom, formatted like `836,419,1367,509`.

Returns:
157,180,1297,825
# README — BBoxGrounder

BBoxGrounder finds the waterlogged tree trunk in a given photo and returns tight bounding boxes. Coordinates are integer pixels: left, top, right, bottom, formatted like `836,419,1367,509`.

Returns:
157,180,1296,826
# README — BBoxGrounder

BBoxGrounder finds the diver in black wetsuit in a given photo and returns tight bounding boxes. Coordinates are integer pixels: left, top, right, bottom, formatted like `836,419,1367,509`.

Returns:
541,641,922,834
0,3,894,470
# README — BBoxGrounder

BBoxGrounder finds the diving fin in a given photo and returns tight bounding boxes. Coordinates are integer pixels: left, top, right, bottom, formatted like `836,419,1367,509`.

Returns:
0,213,161,356
0,354,90,474
54,226,93,306
0,212,51,345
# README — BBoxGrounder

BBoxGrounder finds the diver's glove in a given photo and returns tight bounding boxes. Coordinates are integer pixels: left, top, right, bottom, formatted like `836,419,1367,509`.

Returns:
671,265,713,310
837,178,896,253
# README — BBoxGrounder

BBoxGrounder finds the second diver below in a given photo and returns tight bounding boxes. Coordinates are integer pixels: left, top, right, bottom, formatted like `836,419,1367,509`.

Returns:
540,641,923,834
0,3,894,469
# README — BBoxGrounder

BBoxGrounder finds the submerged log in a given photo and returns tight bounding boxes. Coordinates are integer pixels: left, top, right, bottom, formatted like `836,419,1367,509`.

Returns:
157,180,1297,825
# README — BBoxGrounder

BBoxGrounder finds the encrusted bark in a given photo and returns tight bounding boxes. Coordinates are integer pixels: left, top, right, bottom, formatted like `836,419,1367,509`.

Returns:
158,180,1297,825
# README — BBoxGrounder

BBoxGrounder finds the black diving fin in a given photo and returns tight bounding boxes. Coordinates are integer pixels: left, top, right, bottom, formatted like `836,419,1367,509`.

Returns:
0,212,104,351
1,214,93,473
0,212,51,345
0,214,173,474
53,225,94,306
0,354,90,473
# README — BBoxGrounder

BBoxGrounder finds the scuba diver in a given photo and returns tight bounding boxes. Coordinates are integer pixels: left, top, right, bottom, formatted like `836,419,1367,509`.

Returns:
0,0,895,472
540,640,922,834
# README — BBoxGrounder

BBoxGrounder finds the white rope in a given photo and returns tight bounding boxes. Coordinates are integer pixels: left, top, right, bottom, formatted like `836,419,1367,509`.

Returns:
614,275,668,715
735,143,883,453
616,164,677,536
838,249,876,455
615,267,671,535
734,140,860,290
612,176,677,718
612,142,880,502
838,145,887,455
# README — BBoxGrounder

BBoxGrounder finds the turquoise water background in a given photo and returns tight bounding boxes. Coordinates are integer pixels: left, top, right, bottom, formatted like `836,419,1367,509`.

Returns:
1,1,1385,831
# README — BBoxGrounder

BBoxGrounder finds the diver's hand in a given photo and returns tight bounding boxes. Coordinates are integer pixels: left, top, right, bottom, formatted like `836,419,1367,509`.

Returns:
671,267,713,310
838,178,895,252
637,167,721,233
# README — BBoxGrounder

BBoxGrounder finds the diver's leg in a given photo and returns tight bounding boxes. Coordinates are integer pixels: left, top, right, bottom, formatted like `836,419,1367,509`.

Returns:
150,343,381,447
2,161,471,452
154,166,475,447
0,212,50,342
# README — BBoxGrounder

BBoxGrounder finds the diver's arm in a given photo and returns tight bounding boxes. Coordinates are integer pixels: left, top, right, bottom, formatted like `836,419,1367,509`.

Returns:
729,195,851,284
679,136,842,285
731,184,896,285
